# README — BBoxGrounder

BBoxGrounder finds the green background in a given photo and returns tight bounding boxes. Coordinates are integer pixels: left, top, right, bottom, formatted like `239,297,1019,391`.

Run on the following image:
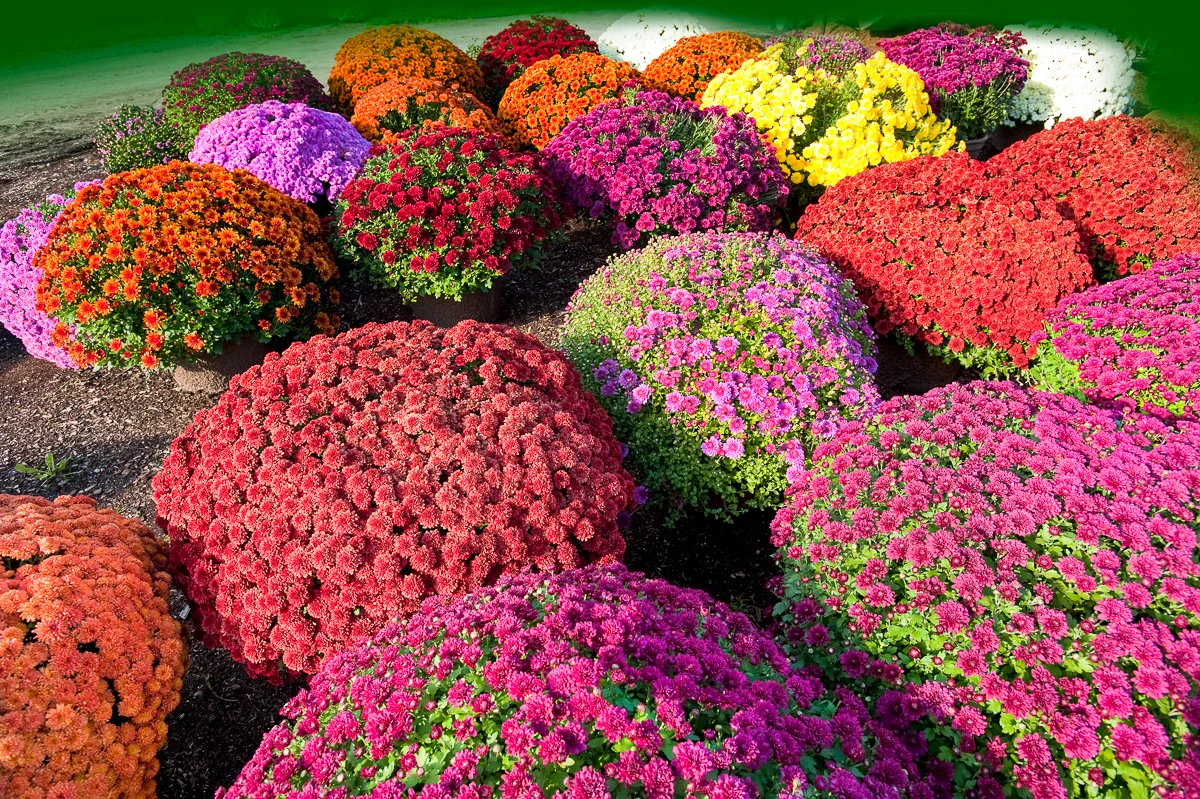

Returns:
4,0,1196,116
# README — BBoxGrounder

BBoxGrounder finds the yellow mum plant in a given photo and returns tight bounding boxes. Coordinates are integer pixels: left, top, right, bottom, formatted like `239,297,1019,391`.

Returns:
702,42,960,192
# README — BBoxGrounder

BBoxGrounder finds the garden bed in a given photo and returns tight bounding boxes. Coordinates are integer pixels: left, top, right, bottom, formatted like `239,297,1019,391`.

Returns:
0,140,971,799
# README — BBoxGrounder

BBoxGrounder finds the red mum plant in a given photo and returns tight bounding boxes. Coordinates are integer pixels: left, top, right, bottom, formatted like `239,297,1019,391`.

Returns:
34,161,340,369
154,320,637,681
1,494,187,799
986,116,1200,280
795,153,1093,376
333,127,567,302
477,16,600,102
772,381,1200,799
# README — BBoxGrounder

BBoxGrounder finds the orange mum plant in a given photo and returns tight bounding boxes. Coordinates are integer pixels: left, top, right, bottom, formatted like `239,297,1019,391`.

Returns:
328,25,484,110
643,32,765,100
497,52,640,149
350,77,504,143
34,162,340,369
0,494,187,799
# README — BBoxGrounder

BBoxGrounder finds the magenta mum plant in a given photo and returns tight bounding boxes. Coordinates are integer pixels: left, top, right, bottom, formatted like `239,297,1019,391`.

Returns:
1033,252,1200,419
189,101,371,205
761,32,872,76
878,26,1028,140
0,184,98,368
772,380,1200,799
543,90,787,250
218,564,951,799
563,232,878,521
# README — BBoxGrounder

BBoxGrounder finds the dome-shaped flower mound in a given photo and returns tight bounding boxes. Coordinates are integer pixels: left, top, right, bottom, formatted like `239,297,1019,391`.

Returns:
218,564,950,799
161,52,332,145
350,78,502,144
34,162,340,369
334,127,567,302
642,32,764,100
1006,26,1136,128
878,25,1029,140
986,116,1200,280
328,26,484,110
498,52,640,150
188,101,371,205
543,90,787,249
0,494,187,799
761,31,872,76
563,232,878,521
702,46,960,191
771,381,1200,799
0,187,94,368
477,16,600,99
795,153,1093,375
1034,252,1200,419
597,10,709,70
154,320,637,681
93,105,186,174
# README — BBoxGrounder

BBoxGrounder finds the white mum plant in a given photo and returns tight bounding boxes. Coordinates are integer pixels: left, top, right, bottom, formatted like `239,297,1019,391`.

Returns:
1006,26,1136,128
597,10,709,70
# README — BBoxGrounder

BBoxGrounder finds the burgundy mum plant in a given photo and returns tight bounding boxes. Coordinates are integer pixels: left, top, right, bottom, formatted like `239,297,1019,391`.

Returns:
154,321,636,681
772,381,1200,799
542,90,788,250
218,564,953,799
1034,252,1200,419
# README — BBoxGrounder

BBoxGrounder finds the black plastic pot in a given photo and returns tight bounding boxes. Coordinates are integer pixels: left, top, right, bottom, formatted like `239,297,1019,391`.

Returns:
411,284,504,328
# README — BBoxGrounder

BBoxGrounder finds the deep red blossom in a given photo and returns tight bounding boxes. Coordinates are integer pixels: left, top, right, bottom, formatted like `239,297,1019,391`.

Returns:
795,153,1093,375
476,17,600,100
987,116,1200,279
154,320,636,681
772,381,1200,799
334,127,567,301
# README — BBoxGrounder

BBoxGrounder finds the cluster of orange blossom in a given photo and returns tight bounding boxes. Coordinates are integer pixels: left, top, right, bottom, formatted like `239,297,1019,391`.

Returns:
34,161,339,369
0,494,187,799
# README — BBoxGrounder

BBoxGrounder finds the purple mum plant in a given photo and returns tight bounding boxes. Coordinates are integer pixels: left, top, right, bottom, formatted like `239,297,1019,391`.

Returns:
879,26,1029,140
218,564,950,799
761,32,872,76
563,231,879,521
0,184,98,368
93,104,186,173
189,101,371,206
1033,251,1200,419
542,90,787,250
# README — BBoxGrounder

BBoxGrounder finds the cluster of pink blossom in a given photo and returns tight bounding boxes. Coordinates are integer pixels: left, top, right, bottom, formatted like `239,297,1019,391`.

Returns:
542,90,787,249
219,565,953,799
0,182,98,367
154,321,636,681
1034,251,1200,419
772,381,1200,799
563,232,878,520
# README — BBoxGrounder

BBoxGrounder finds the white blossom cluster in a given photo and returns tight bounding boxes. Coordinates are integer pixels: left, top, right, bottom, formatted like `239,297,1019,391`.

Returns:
1006,26,1137,128
597,11,709,70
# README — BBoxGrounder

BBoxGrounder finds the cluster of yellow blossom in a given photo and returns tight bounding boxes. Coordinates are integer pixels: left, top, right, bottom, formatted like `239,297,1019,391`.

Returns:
702,43,960,189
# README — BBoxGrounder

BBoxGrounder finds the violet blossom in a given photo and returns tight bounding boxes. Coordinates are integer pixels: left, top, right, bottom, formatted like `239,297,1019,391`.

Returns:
189,101,371,206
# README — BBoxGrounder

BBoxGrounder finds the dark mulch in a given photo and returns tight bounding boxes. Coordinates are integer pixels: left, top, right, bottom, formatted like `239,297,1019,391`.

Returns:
0,141,967,798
